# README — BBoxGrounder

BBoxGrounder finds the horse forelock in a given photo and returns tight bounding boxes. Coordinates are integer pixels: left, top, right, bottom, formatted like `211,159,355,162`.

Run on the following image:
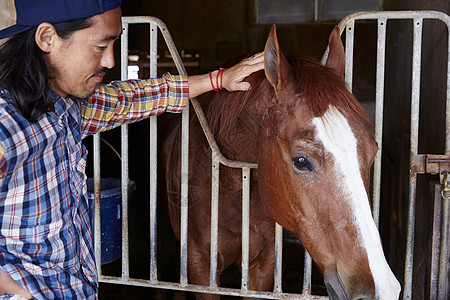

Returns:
289,55,372,128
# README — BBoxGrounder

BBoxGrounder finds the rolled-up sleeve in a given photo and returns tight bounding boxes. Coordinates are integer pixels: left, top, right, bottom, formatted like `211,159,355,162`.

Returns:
80,73,189,137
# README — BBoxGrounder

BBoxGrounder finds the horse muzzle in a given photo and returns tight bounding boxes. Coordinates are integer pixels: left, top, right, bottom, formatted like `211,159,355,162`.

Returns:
324,268,378,300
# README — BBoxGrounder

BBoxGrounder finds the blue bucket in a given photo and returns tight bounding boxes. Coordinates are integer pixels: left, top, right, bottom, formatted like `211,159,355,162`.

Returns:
87,178,136,265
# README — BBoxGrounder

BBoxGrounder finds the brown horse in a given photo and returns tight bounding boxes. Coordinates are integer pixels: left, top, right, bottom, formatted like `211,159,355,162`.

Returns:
160,25,401,300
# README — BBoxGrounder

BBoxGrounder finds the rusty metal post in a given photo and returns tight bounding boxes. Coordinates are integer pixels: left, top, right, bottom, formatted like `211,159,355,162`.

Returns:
94,133,102,275
209,156,220,287
120,20,130,281
241,168,251,292
372,17,387,227
438,173,450,299
430,183,443,299
149,21,159,284
274,224,283,294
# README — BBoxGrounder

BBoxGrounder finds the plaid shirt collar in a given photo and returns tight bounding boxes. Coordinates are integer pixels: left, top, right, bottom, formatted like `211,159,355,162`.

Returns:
52,92,75,118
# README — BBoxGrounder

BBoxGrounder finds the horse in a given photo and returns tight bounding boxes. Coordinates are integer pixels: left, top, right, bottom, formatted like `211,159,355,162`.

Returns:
160,25,401,300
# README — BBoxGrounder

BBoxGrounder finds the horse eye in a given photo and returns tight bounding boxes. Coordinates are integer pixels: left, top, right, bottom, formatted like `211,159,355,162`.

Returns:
292,156,313,171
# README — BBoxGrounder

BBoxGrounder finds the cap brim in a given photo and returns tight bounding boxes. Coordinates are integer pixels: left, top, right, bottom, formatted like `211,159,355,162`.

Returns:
0,24,32,40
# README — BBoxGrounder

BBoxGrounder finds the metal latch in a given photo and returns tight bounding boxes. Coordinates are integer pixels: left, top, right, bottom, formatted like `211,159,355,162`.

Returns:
411,154,450,175
425,154,450,175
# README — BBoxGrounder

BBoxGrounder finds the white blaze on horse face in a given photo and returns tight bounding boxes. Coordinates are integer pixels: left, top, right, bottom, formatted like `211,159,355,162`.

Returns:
312,106,400,300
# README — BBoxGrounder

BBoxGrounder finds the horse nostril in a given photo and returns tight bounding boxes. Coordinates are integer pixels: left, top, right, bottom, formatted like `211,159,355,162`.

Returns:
324,272,349,300
325,282,341,300
325,271,376,300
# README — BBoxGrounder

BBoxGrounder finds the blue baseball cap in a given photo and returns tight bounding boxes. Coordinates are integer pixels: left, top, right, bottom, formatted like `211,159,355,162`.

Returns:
0,0,122,40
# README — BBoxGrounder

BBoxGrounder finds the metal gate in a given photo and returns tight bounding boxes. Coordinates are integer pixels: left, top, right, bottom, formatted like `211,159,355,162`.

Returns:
92,11,450,299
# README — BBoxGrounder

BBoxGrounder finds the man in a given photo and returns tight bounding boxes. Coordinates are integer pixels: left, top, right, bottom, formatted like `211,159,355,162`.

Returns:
0,0,264,298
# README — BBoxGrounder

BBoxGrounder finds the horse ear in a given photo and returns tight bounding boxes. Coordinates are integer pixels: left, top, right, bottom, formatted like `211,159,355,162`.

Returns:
264,24,292,94
325,26,345,79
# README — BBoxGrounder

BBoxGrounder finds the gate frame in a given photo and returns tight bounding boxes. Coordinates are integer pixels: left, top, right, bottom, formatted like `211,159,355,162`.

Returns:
93,11,450,299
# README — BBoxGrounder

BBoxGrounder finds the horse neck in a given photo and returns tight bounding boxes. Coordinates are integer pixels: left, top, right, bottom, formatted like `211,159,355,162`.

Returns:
203,74,272,162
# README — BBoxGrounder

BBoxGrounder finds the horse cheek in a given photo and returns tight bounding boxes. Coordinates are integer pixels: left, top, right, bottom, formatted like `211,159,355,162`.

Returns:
258,137,297,232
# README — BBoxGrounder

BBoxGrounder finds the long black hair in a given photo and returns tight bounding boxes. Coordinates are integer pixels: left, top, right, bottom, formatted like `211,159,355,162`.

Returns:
0,17,94,122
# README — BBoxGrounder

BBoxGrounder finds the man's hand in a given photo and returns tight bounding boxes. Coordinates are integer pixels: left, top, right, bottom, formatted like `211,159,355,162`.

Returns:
221,52,264,92
187,52,264,98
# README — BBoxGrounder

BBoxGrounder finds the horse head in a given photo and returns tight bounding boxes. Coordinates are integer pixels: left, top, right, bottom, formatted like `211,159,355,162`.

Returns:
257,25,401,300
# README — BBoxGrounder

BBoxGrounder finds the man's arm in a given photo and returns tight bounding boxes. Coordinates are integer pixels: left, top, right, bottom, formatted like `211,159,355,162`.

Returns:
81,52,264,137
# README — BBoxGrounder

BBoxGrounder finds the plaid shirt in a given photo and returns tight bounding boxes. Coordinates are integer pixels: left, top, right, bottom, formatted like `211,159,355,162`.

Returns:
0,73,188,299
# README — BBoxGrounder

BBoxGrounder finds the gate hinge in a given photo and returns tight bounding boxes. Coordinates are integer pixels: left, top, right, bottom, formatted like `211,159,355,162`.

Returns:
410,154,450,175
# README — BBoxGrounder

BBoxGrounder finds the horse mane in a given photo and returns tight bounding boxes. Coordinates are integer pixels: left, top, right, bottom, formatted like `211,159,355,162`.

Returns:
204,53,372,142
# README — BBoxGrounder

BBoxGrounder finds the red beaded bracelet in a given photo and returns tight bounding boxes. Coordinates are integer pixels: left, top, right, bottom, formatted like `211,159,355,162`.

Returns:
209,68,224,91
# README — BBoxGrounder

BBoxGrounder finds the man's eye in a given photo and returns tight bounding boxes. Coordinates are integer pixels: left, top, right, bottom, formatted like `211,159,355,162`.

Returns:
97,46,107,50
292,156,314,171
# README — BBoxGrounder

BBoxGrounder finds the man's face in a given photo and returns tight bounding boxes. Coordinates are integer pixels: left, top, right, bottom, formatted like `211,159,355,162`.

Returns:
47,7,122,98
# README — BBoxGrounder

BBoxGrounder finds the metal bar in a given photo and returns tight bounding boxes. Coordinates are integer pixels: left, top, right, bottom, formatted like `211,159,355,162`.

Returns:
372,18,387,227
148,22,159,284
241,168,251,291
149,119,158,283
99,276,329,299
303,251,312,295
94,134,102,275
344,19,355,90
403,17,423,300
152,17,188,77
120,19,130,281
120,123,130,280
179,104,189,286
404,183,417,299
430,184,442,299
190,99,258,169
438,179,450,299
337,10,450,24
209,156,220,287
120,21,129,80
274,223,283,294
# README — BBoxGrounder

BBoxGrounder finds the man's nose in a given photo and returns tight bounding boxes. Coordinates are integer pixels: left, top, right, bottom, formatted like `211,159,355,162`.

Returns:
101,46,115,69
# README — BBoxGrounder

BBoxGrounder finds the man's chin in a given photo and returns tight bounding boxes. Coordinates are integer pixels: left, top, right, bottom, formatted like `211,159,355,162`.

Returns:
72,83,100,99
